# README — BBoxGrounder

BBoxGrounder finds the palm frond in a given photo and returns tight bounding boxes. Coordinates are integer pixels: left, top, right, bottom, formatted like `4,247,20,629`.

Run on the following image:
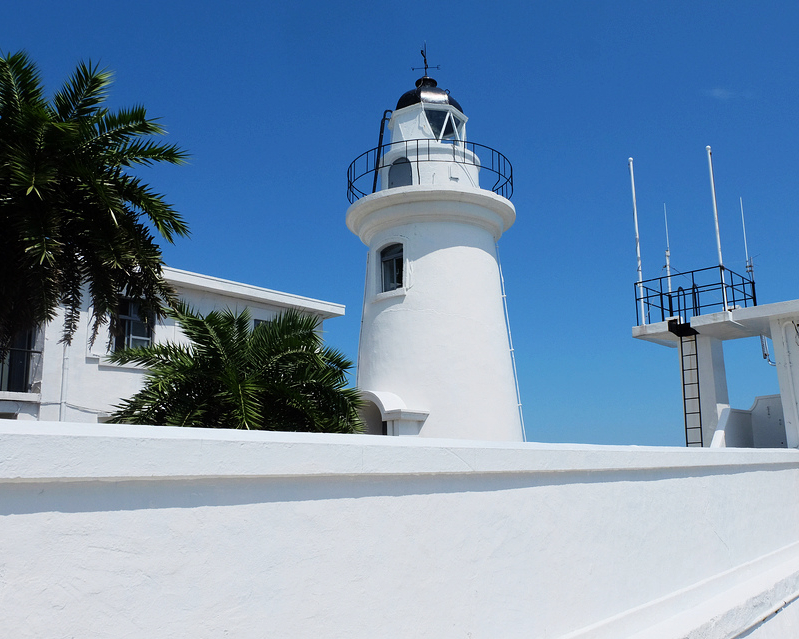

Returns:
0,50,189,350
51,60,112,122
109,306,362,433
0,51,45,116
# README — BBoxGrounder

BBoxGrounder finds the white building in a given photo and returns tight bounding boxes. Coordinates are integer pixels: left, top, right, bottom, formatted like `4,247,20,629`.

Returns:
0,266,344,422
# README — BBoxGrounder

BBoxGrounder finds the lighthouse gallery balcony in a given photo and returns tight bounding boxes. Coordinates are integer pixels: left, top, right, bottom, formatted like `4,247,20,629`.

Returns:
347,138,514,204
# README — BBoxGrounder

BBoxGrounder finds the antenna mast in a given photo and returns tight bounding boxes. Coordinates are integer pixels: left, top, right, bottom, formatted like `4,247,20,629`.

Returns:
629,158,645,323
706,146,728,310
664,203,672,293
741,197,772,363
740,197,753,277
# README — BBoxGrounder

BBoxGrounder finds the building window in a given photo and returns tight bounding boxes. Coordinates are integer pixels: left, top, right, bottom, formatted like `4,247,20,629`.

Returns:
380,244,403,292
114,299,153,351
388,157,412,188
0,328,39,393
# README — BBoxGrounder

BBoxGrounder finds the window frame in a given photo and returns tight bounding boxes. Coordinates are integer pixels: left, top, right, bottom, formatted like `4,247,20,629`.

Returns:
0,328,40,393
388,156,413,188
378,243,405,295
113,299,154,352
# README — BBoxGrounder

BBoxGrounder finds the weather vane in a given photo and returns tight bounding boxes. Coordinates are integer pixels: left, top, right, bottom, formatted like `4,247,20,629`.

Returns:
412,42,440,76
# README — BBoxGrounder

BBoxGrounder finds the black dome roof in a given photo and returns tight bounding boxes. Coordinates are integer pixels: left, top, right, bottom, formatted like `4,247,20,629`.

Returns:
396,76,464,114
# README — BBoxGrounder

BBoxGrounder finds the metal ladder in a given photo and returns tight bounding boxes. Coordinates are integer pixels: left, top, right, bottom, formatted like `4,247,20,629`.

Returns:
668,320,703,447
679,333,703,446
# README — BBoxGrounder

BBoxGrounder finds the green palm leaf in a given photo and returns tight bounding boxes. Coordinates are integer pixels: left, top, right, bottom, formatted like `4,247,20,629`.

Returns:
0,50,190,354
108,305,363,434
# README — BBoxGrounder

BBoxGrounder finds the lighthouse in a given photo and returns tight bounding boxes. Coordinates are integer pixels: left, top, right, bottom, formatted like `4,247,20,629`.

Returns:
345,71,524,441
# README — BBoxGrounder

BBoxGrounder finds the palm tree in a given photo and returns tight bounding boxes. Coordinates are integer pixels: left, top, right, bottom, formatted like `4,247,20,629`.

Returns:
107,304,363,433
0,50,189,355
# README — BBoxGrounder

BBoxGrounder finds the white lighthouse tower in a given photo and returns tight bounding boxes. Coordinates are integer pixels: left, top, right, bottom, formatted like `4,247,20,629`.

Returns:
345,70,523,441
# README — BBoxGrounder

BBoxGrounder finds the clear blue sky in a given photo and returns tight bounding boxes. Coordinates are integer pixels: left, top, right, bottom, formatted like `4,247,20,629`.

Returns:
4,1,799,445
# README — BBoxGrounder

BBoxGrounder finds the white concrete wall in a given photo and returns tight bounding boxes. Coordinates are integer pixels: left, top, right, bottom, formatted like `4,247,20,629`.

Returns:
2,421,799,638
712,396,786,448
771,316,799,448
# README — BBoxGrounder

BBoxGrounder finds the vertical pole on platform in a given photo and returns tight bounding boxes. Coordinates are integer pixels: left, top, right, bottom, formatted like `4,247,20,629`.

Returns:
664,203,672,294
706,146,728,310
740,197,752,277
629,158,645,324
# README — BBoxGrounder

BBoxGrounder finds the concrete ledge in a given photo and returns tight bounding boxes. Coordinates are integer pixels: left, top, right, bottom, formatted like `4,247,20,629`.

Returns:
632,320,679,347
0,391,41,403
2,421,798,482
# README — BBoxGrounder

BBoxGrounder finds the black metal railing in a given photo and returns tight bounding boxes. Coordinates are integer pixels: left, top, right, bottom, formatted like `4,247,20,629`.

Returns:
347,139,513,203
634,266,756,326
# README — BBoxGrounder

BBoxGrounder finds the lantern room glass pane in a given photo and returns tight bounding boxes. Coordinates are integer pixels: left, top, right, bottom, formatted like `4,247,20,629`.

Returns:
424,109,447,138
441,113,457,140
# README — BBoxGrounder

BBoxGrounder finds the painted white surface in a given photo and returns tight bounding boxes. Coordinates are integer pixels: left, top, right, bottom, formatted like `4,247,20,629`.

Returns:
347,186,522,441
712,395,786,448
0,269,344,423
696,335,730,441
2,422,799,638
771,316,799,448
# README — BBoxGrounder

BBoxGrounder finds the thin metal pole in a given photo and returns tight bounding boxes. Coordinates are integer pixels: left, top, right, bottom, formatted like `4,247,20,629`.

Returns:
496,242,526,442
629,158,645,324
740,197,752,276
372,110,392,193
706,146,728,310
664,203,672,294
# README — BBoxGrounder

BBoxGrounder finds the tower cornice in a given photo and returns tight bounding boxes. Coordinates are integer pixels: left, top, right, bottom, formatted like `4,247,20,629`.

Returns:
345,185,516,245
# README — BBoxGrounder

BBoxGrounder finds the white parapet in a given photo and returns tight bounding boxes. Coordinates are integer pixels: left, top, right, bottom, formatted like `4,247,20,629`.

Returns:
2,421,799,638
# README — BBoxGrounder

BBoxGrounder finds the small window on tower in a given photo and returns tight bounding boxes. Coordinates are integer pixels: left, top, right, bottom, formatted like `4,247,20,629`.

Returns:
380,244,403,293
388,157,412,188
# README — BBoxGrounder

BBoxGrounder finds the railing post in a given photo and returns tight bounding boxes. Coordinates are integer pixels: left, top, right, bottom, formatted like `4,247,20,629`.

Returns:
719,265,728,311
633,282,643,326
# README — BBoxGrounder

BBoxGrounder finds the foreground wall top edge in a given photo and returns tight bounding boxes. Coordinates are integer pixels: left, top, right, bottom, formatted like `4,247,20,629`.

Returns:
1,421,798,482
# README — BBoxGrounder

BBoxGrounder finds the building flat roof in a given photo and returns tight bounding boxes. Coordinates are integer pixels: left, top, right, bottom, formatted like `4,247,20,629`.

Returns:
163,267,345,320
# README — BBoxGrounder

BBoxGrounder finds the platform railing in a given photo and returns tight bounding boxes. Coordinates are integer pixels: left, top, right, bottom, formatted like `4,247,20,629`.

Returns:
634,266,756,326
